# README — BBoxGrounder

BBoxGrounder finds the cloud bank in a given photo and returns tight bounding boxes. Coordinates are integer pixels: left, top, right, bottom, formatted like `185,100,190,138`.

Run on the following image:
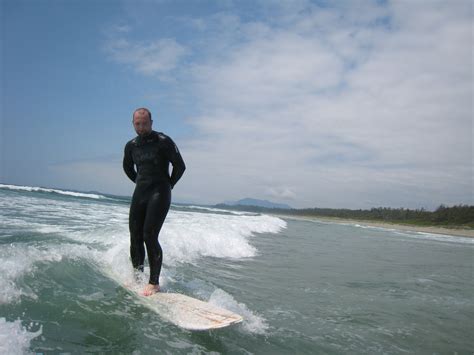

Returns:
104,0,472,209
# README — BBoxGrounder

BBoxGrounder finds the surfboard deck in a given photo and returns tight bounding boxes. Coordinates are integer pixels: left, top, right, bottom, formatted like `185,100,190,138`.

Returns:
144,292,243,330
125,284,243,330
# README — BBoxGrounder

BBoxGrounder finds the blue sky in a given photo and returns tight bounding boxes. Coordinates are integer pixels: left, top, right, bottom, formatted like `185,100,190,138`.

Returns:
1,0,472,209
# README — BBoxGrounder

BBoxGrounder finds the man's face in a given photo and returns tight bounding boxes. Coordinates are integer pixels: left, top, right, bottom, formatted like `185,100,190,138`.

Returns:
133,111,153,136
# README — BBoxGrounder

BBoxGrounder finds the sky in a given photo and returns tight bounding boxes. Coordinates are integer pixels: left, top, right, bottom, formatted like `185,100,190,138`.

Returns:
1,0,472,209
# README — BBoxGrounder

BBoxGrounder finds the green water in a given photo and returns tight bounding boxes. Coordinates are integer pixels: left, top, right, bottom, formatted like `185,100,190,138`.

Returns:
1,188,473,354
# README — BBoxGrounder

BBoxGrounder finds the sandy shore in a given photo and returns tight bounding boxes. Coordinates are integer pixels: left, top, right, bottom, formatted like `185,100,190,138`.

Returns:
269,213,474,238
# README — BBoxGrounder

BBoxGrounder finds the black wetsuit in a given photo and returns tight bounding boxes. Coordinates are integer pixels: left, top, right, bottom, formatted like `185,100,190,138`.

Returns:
123,130,185,285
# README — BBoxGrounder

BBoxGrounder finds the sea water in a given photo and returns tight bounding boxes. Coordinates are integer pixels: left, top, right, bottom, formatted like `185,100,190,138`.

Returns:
0,184,472,354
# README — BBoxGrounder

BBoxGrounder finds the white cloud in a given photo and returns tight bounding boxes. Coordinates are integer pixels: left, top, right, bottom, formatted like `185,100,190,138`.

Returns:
106,0,472,209
179,1,472,208
191,31,345,108
103,30,187,76
264,186,296,200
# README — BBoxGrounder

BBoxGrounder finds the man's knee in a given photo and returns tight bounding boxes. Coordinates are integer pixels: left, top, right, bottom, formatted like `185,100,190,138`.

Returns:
143,228,156,243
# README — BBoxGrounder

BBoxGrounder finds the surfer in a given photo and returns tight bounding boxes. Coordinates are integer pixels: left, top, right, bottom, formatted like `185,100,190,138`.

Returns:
123,108,186,296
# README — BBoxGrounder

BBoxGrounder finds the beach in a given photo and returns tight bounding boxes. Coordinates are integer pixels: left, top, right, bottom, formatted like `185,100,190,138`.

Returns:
269,214,474,238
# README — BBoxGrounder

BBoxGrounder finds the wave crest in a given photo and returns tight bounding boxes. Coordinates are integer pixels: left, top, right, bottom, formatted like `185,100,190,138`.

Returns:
0,184,108,200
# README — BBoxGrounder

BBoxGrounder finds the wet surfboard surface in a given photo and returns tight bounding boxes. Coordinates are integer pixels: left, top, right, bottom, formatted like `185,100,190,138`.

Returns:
125,284,243,330
142,292,243,330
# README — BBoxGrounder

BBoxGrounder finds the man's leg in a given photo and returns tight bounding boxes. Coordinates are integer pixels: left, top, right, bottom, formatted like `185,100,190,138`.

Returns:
142,185,171,293
129,194,147,273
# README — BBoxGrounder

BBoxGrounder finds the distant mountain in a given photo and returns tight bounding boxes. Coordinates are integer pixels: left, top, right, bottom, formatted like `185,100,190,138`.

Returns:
221,198,292,209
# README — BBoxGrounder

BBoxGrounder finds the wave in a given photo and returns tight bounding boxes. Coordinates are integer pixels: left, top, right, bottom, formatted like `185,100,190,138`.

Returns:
398,231,474,245
0,318,42,355
162,211,286,263
174,204,258,216
349,223,473,245
0,184,108,200
102,211,287,283
1,191,287,308
0,243,99,304
208,288,268,334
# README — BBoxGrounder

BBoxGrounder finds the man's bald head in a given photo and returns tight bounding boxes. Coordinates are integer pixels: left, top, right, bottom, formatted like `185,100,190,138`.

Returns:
133,107,152,122
132,107,153,137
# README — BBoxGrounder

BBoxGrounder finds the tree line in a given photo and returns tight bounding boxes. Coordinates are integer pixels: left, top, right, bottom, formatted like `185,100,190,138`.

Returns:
214,203,474,228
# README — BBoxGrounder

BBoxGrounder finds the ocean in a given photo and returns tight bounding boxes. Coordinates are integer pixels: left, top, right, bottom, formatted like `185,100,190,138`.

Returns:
0,184,472,354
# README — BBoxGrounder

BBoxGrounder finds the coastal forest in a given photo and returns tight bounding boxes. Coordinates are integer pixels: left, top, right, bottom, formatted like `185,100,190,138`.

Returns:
214,204,474,229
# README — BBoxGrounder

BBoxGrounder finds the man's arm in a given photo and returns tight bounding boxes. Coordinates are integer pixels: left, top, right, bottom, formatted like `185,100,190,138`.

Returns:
123,142,137,183
166,137,186,189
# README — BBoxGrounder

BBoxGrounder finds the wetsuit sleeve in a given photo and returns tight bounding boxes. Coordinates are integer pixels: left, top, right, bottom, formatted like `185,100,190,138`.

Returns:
165,137,186,189
123,142,137,183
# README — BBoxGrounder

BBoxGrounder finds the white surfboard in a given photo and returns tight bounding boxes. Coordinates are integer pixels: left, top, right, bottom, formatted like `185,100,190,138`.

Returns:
140,292,243,330
125,284,243,330
101,264,242,330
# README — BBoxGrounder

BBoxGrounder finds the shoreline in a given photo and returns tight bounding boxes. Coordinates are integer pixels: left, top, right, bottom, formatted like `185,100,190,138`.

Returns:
268,213,474,238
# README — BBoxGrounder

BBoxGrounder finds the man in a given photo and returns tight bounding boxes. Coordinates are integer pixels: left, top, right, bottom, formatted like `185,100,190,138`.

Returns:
123,108,186,296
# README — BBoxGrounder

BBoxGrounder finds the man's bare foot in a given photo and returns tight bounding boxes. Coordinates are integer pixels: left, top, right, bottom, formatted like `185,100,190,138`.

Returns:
142,283,160,296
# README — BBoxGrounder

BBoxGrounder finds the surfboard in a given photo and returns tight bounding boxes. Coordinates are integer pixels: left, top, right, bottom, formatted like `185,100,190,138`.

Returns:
141,292,243,330
125,284,243,330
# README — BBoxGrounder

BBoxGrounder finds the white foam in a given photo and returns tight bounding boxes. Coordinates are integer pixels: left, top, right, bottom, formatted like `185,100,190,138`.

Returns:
101,236,138,286
0,183,108,200
409,231,474,245
0,243,98,304
160,211,286,264
180,205,257,215
102,210,287,280
1,187,287,319
2,187,287,265
1,191,130,244
208,288,268,334
347,222,473,245
0,318,42,355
